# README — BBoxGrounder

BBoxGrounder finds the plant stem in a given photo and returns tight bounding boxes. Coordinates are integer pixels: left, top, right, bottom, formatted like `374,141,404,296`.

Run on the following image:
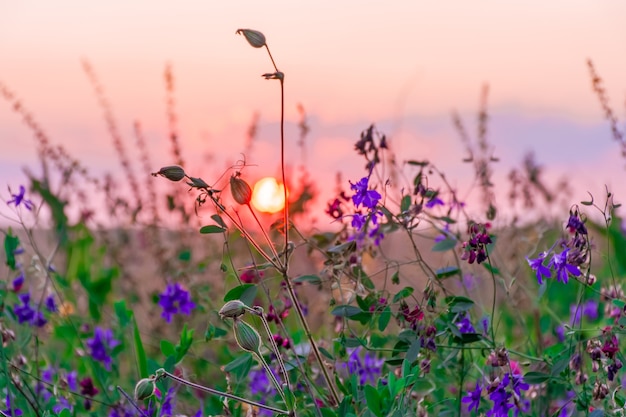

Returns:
156,368,289,415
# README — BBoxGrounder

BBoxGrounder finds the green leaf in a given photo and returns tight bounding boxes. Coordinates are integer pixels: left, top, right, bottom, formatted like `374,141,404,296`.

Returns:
364,385,382,417
161,340,175,358
200,225,226,234
175,324,194,363
224,353,253,380
432,238,457,252
400,195,411,212
293,274,322,285
435,266,460,279
446,296,475,313
412,377,435,395
114,300,131,328
406,160,429,167
211,214,227,228
133,316,148,378
523,371,551,384
205,323,228,341
178,249,191,262
378,306,392,331
392,287,414,303
405,339,421,364
319,347,335,361
331,305,363,318
4,232,20,269
483,263,501,275
224,284,258,306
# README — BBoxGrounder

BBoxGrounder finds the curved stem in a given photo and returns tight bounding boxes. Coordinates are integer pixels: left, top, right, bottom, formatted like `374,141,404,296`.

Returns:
156,368,289,415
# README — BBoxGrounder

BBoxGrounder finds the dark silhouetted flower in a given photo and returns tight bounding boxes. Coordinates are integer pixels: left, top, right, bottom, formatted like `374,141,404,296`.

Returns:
158,283,196,323
7,185,34,210
86,327,120,370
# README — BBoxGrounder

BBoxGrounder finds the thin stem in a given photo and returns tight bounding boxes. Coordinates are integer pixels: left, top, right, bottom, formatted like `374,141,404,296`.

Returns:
116,386,149,417
252,307,292,392
156,368,289,415
282,274,341,405
486,251,497,348
256,352,288,408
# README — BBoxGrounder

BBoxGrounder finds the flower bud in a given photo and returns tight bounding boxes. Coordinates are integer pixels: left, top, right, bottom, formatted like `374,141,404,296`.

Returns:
153,166,185,182
236,29,266,48
233,319,261,355
219,300,247,319
186,176,210,189
134,377,156,401
230,175,252,205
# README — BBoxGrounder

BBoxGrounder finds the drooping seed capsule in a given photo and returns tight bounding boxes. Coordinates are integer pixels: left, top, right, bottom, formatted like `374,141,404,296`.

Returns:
153,166,185,182
134,377,156,401
230,175,252,205
219,300,247,319
236,29,266,48
233,319,261,355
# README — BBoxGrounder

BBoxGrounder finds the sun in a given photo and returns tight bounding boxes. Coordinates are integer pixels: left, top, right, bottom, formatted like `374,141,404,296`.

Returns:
251,177,287,214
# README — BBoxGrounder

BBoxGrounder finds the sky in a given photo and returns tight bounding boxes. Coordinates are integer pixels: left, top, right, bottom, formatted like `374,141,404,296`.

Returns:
1,1,626,226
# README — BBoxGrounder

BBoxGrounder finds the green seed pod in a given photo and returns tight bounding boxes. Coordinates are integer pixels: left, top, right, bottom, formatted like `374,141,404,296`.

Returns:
186,176,210,189
236,29,266,48
233,319,261,355
153,165,185,182
230,175,252,205
134,377,156,401
219,300,247,319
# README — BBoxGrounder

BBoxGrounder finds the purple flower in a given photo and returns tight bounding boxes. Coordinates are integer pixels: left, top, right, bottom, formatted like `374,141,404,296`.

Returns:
526,253,551,284
351,213,367,230
462,382,482,412
350,177,381,210
456,314,476,334
555,325,565,342
52,397,72,413
3,393,23,416
12,273,24,292
548,249,580,283
45,295,57,312
343,347,384,385
7,185,34,211
425,196,444,208
66,370,78,391
158,283,196,323
570,300,599,325
13,292,47,327
248,369,276,416
86,327,120,370
160,388,175,416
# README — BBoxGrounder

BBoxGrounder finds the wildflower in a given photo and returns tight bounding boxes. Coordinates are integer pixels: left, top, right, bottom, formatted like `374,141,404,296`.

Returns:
350,177,381,210
249,368,276,416
86,327,120,370
45,294,57,312
569,300,598,325
462,382,482,412
2,393,23,416
456,313,476,334
12,273,24,292
425,195,444,208
548,249,580,283
461,222,492,265
52,397,72,413
66,370,78,391
326,198,344,219
160,388,175,416
158,283,196,323
7,185,34,210
13,292,47,327
526,253,551,284
344,347,384,385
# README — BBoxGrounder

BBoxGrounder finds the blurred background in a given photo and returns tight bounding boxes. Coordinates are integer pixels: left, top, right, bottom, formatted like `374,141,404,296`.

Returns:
1,1,625,225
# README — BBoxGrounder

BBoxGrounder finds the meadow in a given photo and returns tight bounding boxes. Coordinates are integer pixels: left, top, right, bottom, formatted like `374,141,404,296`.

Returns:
1,29,625,417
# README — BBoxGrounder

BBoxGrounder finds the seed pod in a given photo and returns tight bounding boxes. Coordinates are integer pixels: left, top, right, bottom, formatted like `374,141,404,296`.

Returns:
236,29,266,48
219,300,247,319
230,175,252,205
153,166,185,182
187,176,210,189
233,319,261,355
134,377,156,401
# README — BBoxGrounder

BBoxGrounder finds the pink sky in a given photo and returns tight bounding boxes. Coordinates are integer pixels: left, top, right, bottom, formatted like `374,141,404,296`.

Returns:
1,2,626,225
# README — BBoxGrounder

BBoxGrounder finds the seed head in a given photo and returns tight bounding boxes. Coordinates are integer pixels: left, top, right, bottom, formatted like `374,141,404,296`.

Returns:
134,377,156,401
230,175,252,205
236,29,266,48
153,166,186,182
233,319,261,355
219,300,247,319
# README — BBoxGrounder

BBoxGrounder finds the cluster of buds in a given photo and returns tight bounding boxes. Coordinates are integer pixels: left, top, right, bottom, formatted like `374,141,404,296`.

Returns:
488,346,510,368
586,329,623,382
461,222,492,264
600,284,624,320
399,301,424,330
559,208,590,272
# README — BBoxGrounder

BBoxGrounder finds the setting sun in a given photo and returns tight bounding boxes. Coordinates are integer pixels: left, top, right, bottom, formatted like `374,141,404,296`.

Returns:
251,177,287,213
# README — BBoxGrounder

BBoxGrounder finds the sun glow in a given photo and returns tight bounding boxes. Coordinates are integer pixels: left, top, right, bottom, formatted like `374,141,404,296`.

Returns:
251,177,287,214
